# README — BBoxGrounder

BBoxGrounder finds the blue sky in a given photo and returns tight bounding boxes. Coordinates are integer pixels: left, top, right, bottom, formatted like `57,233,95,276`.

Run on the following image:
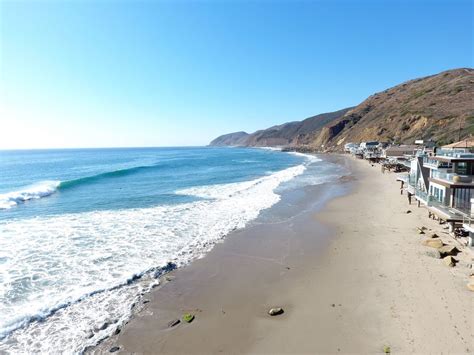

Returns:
1,0,472,149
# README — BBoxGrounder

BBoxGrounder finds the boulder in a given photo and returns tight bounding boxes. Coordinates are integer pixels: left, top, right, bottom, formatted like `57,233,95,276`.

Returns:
182,313,195,323
268,307,284,316
109,347,120,353
467,283,474,292
417,228,425,234
443,256,456,267
429,233,439,239
438,245,459,258
422,238,443,248
406,210,412,214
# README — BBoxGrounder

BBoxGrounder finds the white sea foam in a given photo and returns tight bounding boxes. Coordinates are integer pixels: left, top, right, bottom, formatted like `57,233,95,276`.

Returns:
287,151,321,162
0,164,306,353
0,181,60,209
258,146,282,151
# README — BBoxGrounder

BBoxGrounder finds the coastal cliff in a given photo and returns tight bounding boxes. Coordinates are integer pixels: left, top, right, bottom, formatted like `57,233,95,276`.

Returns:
210,68,474,150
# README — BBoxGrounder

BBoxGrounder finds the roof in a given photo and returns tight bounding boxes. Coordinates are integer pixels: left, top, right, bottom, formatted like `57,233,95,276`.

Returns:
384,145,418,152
442,138,474,149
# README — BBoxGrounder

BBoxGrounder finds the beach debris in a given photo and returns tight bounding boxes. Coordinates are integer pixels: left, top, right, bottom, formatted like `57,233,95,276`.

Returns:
268,307,284,316
443,256,457,267
182,313,195,323
438,245,459,258
422,238,443,248
168,318,180,327
383,345,391,353
109,346,120,353
406,210,412,214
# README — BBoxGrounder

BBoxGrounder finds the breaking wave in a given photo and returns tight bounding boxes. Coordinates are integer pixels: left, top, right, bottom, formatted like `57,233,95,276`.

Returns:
0,181,61,209
0,164,164,209
0,163,307,353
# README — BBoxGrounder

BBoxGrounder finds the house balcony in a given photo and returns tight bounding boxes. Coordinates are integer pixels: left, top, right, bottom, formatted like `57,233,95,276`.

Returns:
435,149,474,158
415,188,430,203
427,199,470,224
422,156,452,169
430,171,474,186
463,215,474,234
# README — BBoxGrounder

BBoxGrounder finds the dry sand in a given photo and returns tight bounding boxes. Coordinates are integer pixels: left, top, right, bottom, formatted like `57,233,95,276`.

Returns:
96,155,473,354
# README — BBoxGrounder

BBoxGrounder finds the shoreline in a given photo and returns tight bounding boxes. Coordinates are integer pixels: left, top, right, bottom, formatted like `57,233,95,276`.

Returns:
95,154,473,354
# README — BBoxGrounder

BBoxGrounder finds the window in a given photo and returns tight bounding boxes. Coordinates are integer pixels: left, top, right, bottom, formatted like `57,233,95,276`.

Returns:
454,188,472,213
456,162,468,175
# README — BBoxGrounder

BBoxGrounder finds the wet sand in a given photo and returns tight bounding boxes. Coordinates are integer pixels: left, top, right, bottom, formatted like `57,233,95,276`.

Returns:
96,155,473,354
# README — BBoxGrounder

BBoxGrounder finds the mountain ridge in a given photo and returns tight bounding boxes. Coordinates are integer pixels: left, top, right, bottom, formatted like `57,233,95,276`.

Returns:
210,68,474,150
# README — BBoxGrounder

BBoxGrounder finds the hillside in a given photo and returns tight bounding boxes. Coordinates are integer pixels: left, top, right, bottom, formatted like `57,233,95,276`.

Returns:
209,131,249,146
210,68,474,150
209,107,351,147
313,68,474,149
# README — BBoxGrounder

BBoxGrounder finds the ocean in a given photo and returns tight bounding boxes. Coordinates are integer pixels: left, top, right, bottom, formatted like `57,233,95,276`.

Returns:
0,147,345,352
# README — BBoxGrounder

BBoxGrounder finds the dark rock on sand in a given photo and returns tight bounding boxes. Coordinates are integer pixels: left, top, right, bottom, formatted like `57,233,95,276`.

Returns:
406,210,412,214
109,346,120,353
168,319,180,327
439,245,459,258
268,307,284,316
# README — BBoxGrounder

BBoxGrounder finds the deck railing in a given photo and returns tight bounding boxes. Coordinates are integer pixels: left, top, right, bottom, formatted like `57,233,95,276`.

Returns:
422,157,452,169
463,215,474,228
431,170,474,184
435,149,474,158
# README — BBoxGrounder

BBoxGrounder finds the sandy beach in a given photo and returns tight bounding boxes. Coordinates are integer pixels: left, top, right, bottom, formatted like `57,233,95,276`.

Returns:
96,155,473,354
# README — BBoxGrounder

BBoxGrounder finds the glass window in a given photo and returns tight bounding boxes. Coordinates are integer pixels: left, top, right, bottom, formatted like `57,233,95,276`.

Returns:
456,162,468,175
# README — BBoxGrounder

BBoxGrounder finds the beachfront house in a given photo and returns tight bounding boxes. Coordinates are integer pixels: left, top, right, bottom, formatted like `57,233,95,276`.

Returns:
422,139,474,231
360,141,379,151
360,141,381,160
344,142,359,153
404,150,430,204
382,145,419,159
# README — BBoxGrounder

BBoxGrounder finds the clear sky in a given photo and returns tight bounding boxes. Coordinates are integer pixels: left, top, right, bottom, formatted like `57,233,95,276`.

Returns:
0,0,472,149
